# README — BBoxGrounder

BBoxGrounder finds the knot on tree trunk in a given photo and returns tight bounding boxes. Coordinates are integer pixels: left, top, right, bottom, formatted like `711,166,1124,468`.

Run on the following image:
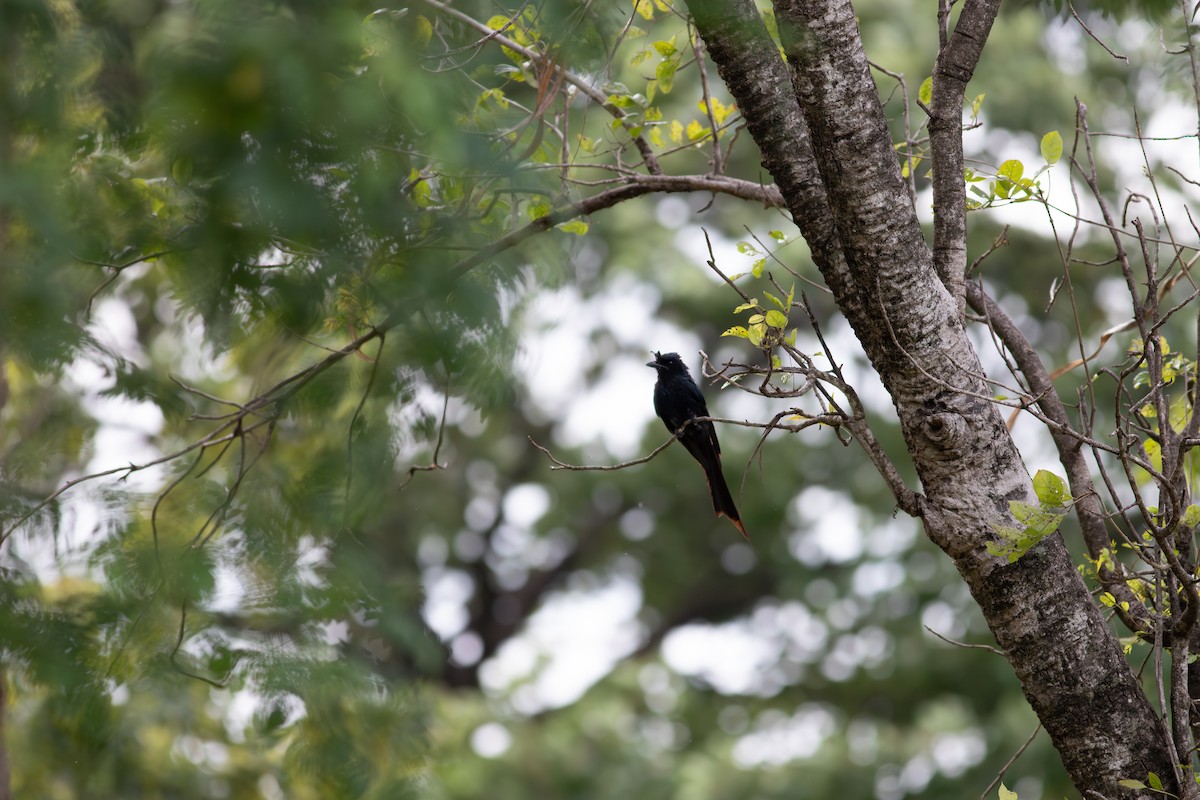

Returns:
920,411,966,450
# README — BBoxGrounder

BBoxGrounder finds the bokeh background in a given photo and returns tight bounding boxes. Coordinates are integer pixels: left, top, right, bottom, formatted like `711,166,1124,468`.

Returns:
1,0,1196,797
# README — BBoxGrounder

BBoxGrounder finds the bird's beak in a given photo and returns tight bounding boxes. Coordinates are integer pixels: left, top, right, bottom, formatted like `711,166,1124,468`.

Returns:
646,360,660,370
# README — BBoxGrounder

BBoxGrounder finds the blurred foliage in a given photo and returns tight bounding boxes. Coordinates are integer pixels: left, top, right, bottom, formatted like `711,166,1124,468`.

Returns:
0,0,1195,798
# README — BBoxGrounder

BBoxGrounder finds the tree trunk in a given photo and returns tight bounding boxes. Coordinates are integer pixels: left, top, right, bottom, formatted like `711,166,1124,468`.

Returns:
686,0,1178,794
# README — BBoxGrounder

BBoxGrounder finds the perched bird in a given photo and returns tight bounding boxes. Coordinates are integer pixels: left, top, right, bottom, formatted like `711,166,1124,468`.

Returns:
646,351,748,540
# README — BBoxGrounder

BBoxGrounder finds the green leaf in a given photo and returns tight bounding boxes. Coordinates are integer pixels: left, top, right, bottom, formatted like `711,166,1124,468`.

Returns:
733,301,758,313
1183,504,1200,528
556,220,588,234
736,241,760,255
765,310,788,329
1041,130,1063,164
763,291,785,309
747,314,765,324
1148,772,1163,791
971,93,986,117
1144,438,1162,473
919,76,933,105
747,324,765,347
998,785,1018,800
655,58,678,93
413,14,433,49
998,159,1024,184
652,39,677,57
768,230,786,241
1032,469,1069,506
1118,780,1147,790
721,326,749,339
172,157,193,184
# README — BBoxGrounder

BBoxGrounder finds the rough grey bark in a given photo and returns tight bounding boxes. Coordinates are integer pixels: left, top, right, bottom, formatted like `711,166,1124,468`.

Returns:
929,0,1000,313
686,0,1178,794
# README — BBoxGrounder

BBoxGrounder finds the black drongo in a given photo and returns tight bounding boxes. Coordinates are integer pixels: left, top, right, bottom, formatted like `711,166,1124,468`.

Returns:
647,351,747,540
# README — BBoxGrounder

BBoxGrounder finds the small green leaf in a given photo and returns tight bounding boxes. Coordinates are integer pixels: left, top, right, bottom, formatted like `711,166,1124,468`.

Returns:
1183,504,1200,528
1032,469,1069,506
747,324,765,347
557,220,588,234
733,301,758,314
1144,438,1162,473
971,93,986,117
747,314,765,324
998,784,1018,800
765,310,788,328
999,159,1024,183
721,326,749,339
768,230,786,241
1117,780,1146,790
652,39,676,57
919,76,933,105
1148,772,1163,791
172,157,193,184
751,258,765,278
655,58,678,93
736,241,760,255
1041,130,1063,165
763,291,785,309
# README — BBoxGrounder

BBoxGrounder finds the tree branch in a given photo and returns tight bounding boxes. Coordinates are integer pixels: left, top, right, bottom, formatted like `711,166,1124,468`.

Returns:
446,174,783,284
930,0,1002,313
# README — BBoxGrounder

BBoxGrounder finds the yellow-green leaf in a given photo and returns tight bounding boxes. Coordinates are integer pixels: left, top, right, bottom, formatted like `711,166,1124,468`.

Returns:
413,14,433,49
655,59,677,93
557,220,588,234
999,159,1024,183
721,326,749,339
669,120,684,144
919,76,933,105
1041,130,1063,164
172,157,193,184
1032,469,1069,506
765,310,788,328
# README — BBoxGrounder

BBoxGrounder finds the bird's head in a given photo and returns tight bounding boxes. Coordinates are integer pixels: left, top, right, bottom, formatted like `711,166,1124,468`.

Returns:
646,351,687,374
